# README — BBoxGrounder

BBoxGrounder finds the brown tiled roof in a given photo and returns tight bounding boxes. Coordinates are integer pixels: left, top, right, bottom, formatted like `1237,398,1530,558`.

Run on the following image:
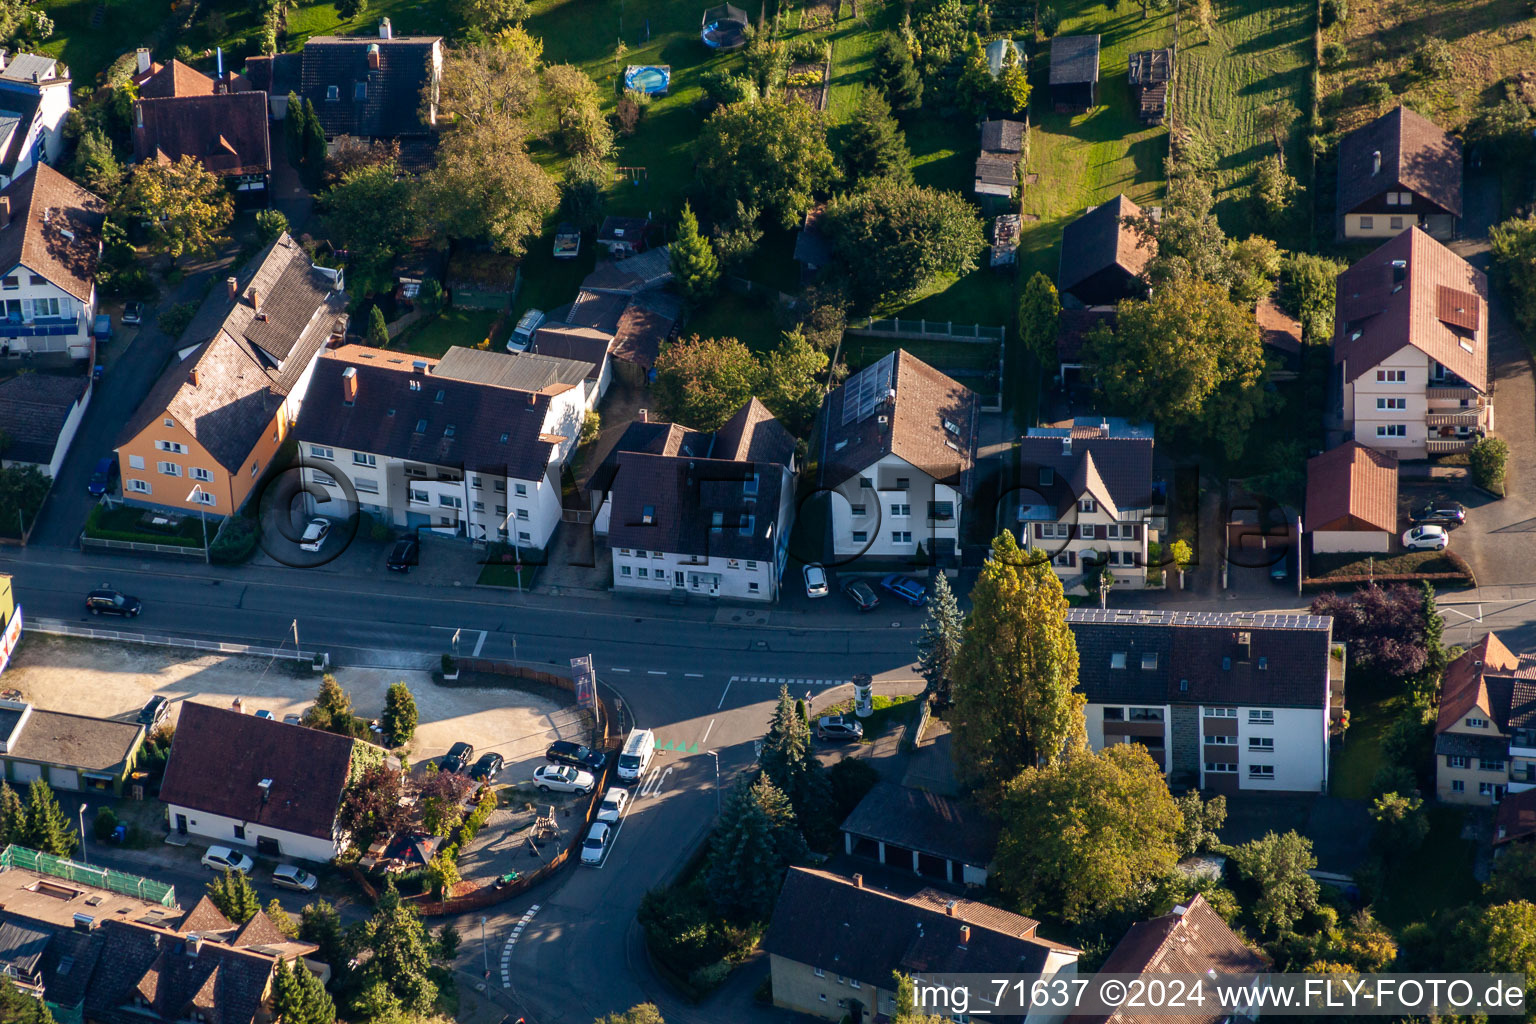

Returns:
84,920,277,1024
1256,295,1302,356
1058,195,1152,295
611,291,681,370
137,59,215,98
1016,425,1155,513
1305,441,1398,534
713,397,796,465
762,868,1070,986
1069,895,1265,1024
1435,632,1535,735
294,350,562,481
179,897,235,936
818,349,979,491
605,450,788,560
0,164,107,302
159,702,355,842
231,910,287,949
298,35,443,139
134,91,271,177
840,782,997,866
1334,227,1487,391
1337,105,1462,219
117,234,347,473
0,372,88,465
1495,788,1536,846
1067,608,1334,709
1056,307,1116,363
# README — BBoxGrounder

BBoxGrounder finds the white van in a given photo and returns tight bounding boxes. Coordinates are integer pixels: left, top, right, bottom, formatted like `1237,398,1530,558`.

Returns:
508,309,546,352
616,728,656,781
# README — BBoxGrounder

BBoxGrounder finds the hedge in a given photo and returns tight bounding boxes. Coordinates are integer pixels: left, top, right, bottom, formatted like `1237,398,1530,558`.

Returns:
209,517,259,563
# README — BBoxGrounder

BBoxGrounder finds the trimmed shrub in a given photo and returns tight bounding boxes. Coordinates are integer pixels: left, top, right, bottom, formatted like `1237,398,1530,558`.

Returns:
1471,436,1510,491
1320,0,1346,27
209,516,259,564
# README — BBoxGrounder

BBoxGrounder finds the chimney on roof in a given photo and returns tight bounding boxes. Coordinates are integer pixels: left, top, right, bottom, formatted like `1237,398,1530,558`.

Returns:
945,900,957,916
527,393,536,405
342,365,358,404
1172,904,1189,916
379,16,393,38
136,48,151,75
959,924,970,946
1371,150,1381,175
226,276,238,301
249,288,261,312
258,778,273,805
638,409,648,423
853,873,863,888
191,367,201,387
1062,435,1072,456
0,197,10,230
231,697,244,714
367,42,380,70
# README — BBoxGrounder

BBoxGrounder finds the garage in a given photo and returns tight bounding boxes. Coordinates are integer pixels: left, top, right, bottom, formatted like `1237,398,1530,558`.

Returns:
0,707,145,796
9,761,40,784
48,768,79,791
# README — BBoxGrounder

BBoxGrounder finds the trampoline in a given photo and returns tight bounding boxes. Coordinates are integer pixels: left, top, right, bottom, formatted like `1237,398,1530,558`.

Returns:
624,64,672,96
701,3,749,50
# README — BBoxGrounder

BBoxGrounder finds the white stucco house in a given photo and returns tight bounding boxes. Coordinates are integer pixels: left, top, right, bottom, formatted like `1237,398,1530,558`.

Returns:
816,350,980,563
0,53,73,190
293,345,586,548
159,700,358,862
591,400,797,602
1334,227,1490,458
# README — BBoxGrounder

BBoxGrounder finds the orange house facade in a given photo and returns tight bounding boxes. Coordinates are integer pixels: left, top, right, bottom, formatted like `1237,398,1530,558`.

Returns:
115,403,289,516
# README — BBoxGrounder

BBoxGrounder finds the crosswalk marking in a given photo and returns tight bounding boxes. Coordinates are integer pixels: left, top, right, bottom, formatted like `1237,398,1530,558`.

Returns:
730,675,852,687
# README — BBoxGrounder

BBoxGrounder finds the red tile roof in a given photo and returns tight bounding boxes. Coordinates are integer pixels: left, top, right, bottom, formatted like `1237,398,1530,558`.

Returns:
1305,441,1398,534
1495,788,1536,846
1334,227,1487,391
1436,632,1524,735
137,59,215,98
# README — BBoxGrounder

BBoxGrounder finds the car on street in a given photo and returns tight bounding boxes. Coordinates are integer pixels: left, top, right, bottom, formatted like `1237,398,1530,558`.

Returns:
1270,555,1290,582
283,713,303,725
469,752,505,781
880,574,928,606
1402,525,1450,551
121,301,143,325
272,864,318,892
138,696,170,728
1411,501,1467,527
842,580,880,612
255,710,275,720
86,589,141,617
298,518,331,552
545,740,606,773
803,563,829,598
87,457,118,496
534,764,595,794
816,715,864,742
442,742,474,774
596,787,629,824
580,821,611,865
201,846,254,874
386,538,419,572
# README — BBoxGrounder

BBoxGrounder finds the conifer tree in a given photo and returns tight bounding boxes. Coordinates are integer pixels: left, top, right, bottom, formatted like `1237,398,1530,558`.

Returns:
0,782,25,846
873,33,923,113
915,572,964,707
22,780,76,857
207,867,260,923
284,93,306,169
842,88,913,184
382,682,418,746
995,41,1030,115
708,774,805,920
669,202,719,303
957,33,994,116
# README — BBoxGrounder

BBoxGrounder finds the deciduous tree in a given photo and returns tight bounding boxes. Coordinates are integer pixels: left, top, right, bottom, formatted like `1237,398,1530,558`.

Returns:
995,41,1030,115
206,868,260,924
417,769,473,837
1279,252,1345,345
822,179,984,309
542,64,613,159
1175,790,1226,857
669,202,719,303
1309,583,1431,679
1487,843,1536,905
1370,790,1428,857
950,531,1085,797
956,33,993,116
759,329,832,436
595,1006,666,1024
320,161,418,295
915,572,963,707
434,41,541,127
842,88,912,185
1230,830,1318,935
995,744,1183,922
652,335,761,430
450,0,529,31
382,682,418,746
338,764,410,850
427,112,558,255
695,99,837,229
121,155,233,263
561,156,606,231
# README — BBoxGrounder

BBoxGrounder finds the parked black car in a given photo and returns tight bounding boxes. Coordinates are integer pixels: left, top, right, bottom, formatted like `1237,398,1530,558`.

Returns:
442,742,474,774
546,740,607,773
469,752,505,781
386,538,419,572
86,589,141,617
138,696,170,727
841,580,880,612
1410,501,1467,527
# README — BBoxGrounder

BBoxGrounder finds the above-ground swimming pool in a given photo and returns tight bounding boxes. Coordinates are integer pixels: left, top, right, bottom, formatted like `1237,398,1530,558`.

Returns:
623,64,671,96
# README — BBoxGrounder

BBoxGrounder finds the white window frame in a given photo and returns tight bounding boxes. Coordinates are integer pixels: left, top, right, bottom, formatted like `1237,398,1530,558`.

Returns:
309,445,334,459
127,479,151,494
157,461,182,477
1248,764,1276,780
128,455,145,470
353,452,378,467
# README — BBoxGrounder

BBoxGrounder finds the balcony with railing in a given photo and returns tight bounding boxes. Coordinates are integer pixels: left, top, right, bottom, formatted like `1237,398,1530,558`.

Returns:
1427,385,1482,403
1426,437,1477,455
1425,410,1485,428
0,312,86,338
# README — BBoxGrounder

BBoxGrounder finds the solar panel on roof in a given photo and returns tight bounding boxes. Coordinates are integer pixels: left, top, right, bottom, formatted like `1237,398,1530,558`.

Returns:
840,351,895,426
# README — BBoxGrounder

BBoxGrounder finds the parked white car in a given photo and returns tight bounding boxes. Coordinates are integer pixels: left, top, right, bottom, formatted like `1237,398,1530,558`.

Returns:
201,845,254,874
299,518,331,552
1402,525,1449,551
533,764,595,794
803,563,829,598
272,864,318,892
596,787,629,824
581,821,611,865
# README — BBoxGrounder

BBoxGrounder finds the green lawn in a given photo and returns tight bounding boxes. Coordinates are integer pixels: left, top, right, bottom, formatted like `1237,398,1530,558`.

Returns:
513,235,598,323
1329,677,1407,801
1374,806,1480,928
683,290,787,354
843,335,999,373
390,308,508,358
818,693,918,742
1309,549,1474,583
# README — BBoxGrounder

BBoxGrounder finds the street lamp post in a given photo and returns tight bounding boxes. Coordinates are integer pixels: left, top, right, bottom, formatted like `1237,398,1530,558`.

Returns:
186,485,209,564
707,750,720,817
481,916,489,978
497,511,523,594
78,804,88,866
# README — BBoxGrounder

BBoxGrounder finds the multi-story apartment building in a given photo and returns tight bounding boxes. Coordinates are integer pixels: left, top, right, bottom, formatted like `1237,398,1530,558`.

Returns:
1015,418,1157,593
817,349,980,563
293,345,585,548
1334,227,1490,458
1069,609,1339,794
1435,632,1536,806
116,234,347,516
0,163,106,358
0,52,72,190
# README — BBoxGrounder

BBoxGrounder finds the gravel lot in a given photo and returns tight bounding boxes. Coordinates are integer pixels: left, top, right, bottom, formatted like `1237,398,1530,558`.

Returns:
3,635,590,769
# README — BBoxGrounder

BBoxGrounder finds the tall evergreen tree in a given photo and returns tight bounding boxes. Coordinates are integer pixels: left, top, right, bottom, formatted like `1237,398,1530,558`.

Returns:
1410,581,1448,705
995,41,1030,115
1018,271,1060,362
382,682,418,746
957,33,994,116
950,532,1086,798
307,674,353,733
0,781,24,845
275,956,336,1024
669,202,720,303
708,775,805,920
0,977,54,1023
359,880,439,1013
22,780,76,857
367,306,389,348
761,685,811,791
915,572,963,707
842,88,913,184
301,99,328,185
207,867,260,923
872,32,923,113
284,93,307,169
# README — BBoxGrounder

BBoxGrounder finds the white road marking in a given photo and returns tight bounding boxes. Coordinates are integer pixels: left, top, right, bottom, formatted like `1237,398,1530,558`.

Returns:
647,670,666,676
499,903,542,987
717,677,735,709
684,672,704,678
639,765,673,798
1442,605,1484,623
610,667,631,673
701,718,715,746
472,630,487,657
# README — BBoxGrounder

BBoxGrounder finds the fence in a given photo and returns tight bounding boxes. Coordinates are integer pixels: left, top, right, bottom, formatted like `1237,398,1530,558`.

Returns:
385,307,429,340
79,534,207,559
847,318,1006,343
1,844,177,906
28,617,313,662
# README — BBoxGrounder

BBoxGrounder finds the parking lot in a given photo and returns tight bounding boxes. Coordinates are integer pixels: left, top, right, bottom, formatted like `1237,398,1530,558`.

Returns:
1398,476,1534,587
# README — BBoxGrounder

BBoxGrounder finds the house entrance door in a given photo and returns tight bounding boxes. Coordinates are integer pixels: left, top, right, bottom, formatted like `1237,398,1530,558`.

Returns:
175,814,188,835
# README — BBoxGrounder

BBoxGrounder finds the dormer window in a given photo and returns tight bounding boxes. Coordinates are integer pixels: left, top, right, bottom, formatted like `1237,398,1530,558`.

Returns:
641,505,655,525
326,85,339,101
414,418,428,432
354,81,367,100
743,473,759,497
1079,498,1096,513
739,514,756,536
